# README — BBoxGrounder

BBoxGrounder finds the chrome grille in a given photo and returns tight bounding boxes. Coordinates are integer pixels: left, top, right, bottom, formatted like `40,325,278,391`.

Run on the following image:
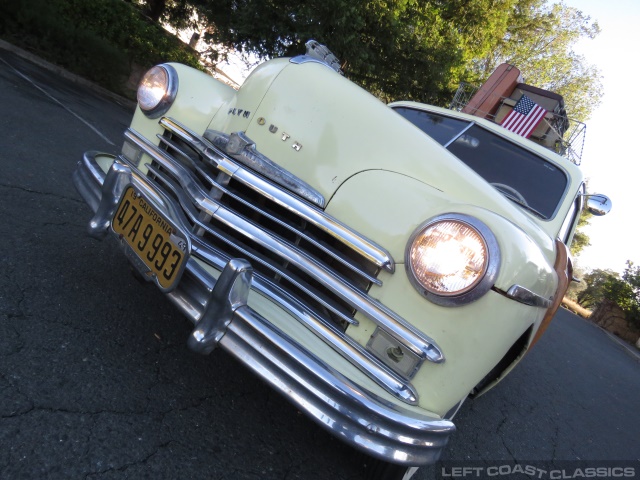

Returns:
76,126,445,404
137,119,386,330
122,119,444,367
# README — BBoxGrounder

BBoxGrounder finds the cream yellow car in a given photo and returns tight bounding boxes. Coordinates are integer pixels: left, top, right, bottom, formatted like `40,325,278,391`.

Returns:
73,42,610,480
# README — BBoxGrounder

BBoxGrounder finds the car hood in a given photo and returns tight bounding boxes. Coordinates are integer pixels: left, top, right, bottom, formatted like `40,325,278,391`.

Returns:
208,58,557,263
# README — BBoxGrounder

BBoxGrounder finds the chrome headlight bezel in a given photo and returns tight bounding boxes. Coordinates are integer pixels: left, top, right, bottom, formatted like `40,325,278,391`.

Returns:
405,213,501,307
137,64,178,119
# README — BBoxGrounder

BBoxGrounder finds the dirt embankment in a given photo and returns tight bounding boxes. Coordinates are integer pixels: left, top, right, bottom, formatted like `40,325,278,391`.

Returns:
562,297,640,348
589,299,640,346
562,297,592,318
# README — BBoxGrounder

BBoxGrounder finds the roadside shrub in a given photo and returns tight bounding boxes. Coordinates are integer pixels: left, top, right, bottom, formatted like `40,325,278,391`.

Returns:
0,0,202,95
54,0,202,69
579,262,640,331
616,262,640,330
0,0,126,85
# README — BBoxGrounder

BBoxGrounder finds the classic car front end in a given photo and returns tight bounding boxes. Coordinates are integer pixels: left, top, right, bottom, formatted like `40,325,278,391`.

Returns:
73,42,607,478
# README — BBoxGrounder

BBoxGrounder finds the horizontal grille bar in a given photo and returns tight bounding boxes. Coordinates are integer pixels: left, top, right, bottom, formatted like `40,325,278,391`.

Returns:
174,259,420,405
159,117,394,273
122,120,444,363
127,129,378,325
146,162,359,326
156,133,382,287
74,150,427,404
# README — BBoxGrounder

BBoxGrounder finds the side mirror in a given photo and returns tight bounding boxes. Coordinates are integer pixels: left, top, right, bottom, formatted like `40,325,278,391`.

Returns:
584,194,612,216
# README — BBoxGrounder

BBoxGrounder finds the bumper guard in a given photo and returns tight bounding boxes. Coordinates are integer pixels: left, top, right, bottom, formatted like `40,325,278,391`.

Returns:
72,151,455,466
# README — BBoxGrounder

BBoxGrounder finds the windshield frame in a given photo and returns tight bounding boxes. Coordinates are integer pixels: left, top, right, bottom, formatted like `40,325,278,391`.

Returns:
391,105,572,221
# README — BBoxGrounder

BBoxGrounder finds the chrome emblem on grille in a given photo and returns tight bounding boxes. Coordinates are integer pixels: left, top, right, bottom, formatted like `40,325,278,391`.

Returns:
204,129,321,206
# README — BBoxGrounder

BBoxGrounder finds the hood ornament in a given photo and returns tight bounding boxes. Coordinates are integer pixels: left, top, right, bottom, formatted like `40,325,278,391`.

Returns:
290,40,343,75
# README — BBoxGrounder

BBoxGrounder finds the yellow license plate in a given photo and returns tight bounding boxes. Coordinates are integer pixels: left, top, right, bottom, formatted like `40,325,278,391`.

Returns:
112,186,188,290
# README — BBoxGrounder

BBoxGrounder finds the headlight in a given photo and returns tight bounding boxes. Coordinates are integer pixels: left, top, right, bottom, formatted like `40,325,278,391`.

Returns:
405,213,500,306
137,64,178,118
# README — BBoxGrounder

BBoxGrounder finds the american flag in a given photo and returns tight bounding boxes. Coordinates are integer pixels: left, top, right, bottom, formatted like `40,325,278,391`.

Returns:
500,95,547,138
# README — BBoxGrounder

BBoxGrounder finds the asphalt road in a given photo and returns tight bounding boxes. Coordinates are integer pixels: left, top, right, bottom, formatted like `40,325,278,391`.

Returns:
1,47,639,480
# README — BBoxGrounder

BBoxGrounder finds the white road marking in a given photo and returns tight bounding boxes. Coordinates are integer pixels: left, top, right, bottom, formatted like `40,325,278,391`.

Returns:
0,57,115,146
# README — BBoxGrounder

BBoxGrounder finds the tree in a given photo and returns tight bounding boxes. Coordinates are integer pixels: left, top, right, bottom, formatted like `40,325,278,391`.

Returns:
566,263,587,302
577,262,640,330
187,0,511,104
570,209,591,257
471,0,602,122
576,268,619,309
618,261,640,329
143,0,167,22
148,0,601,116
149,0,529,104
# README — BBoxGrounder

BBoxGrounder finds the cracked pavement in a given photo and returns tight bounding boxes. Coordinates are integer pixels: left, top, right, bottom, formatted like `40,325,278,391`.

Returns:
1,47,639,479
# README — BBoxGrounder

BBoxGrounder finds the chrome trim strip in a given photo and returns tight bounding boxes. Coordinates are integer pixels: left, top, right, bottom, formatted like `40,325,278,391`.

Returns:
220,311,453,465
159,117,395,273
204,130,326,208
156,134,382,287
146,163,360,327
182,258,418,405
126,129,444,364
443,121,475,148
72,152,433,409
183,252,420,404
131,132,369,307
222,279,453,467
506,285,553,308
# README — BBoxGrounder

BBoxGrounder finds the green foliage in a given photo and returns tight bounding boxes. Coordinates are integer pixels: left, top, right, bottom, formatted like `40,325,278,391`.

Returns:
55,0,201,68
570,208,592,257
570,229,590,257
471,0,602,122
0,0,201,95
171,0,526,105
620,262,640,329
0,0,128,90
565,263,586,302
142,0,168,22
149,0,601,112
576,268,619,309
578,262,640,330
2,0,601,111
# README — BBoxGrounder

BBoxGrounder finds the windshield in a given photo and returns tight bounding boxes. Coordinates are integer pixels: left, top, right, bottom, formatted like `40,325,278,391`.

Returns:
393,106,567,219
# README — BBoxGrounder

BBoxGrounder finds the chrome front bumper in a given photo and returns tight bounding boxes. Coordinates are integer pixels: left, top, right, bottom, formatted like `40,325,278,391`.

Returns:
72,150,455,466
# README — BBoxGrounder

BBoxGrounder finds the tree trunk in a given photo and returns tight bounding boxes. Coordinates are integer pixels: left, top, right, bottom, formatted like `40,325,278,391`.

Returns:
145,0,166,22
